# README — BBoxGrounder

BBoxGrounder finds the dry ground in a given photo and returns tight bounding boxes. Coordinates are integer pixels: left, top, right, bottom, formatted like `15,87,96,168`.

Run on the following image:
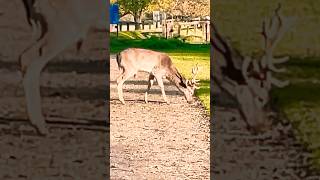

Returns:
0,1,108,179
110,55,210,179
213,93,320,179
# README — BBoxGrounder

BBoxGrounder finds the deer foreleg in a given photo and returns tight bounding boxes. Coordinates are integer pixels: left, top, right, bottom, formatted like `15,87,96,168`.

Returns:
155,76,169,104
145,74,155,103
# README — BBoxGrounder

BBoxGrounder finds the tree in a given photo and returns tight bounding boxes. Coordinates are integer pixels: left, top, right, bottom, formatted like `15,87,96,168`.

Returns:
117,0,153,30
147,0,209,18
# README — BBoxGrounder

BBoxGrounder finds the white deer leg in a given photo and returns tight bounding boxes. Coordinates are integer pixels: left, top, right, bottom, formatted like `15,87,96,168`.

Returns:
20,31,80,135
145,74,155,103
117,71,135,104
155,76,169,104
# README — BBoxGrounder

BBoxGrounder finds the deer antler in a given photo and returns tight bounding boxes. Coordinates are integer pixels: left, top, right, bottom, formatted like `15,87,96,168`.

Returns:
191,63,200,89
212,4,294,132
261,4,294,73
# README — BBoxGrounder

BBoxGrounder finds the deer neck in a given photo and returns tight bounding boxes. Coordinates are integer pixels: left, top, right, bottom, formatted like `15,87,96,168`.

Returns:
166,67,187,90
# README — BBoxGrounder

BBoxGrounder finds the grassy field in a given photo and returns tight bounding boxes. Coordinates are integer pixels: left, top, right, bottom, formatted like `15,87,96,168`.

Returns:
215,1,320,57
215,1,320,169
110,31,210,111
272,57,320,168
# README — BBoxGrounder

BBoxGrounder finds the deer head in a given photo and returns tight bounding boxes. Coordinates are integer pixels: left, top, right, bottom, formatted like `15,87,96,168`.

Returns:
213,4,294,133
181,64,201,103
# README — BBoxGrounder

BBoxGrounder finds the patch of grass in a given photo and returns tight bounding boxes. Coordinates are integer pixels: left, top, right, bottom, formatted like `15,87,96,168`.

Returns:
110,32,210,54
111,31,146,40
272,57,320,169
215,1,320,57
111,31,210,112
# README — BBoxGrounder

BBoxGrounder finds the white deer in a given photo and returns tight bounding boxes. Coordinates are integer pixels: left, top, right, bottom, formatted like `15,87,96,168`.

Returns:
116,48,200,104
212,4,294,132
19,0,108,135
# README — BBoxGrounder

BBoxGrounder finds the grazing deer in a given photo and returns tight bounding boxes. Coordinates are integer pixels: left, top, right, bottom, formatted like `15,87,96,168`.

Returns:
116,48,200,104
212,4,294,132
19,0,108,135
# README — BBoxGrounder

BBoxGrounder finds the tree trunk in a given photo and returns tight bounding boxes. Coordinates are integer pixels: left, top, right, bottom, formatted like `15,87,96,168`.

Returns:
134,14,141,30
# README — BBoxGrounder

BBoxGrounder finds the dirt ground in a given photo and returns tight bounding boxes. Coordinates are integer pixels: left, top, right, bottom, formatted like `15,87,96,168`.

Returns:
0,58,109,179
213,93,320,180
2,1,320,179
110,55,210,179
0,1,109,179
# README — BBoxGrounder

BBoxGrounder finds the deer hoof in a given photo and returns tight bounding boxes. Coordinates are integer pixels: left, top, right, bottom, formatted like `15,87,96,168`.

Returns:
120,100,126,105
36,125,49,136
144,94,148,103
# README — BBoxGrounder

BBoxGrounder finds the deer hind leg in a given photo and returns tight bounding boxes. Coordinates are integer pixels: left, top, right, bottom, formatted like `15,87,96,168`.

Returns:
144,74,155,103
154,75,169,104
20,30,80,135
116,70,135,104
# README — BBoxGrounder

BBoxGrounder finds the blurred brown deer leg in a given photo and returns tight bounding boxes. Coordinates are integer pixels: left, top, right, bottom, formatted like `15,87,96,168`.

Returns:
20,31,79,135
145,74,155,103
117,71,135,104
155,75,169,104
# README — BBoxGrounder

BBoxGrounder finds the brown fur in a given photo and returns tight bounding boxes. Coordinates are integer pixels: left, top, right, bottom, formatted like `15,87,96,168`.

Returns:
116,48,197,104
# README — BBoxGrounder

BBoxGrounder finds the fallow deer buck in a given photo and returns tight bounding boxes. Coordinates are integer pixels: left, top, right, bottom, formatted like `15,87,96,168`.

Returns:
116,48,200,104
19,0,108,135
212,4,295,132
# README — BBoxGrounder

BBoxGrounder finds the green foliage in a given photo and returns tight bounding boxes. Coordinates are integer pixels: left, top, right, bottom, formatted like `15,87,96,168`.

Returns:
272,57,320,169
215,1,320,57
118,0,152,17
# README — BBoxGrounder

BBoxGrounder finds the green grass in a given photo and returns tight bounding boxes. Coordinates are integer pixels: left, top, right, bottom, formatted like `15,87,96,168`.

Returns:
111,31,210,112
272,57,320,169
215,1,320,57
111,32,209,54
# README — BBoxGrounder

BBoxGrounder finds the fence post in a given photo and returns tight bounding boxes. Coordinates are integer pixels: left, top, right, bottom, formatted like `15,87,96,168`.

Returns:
186,25,189,35
127,23,129,31
142,21,145,30
205,23,208,42
149,23,151,30
116,24,119,37
165,23,168,39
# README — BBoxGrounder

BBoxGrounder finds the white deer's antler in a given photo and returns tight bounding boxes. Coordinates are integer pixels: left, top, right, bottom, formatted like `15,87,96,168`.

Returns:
191,63,200,89
261,4,294,88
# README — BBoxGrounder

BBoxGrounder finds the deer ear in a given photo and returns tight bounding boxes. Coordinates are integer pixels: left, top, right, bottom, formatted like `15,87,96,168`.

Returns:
179,79,188,88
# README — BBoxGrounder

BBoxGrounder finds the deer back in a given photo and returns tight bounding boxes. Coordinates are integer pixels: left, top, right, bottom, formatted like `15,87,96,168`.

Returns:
118,48,173,73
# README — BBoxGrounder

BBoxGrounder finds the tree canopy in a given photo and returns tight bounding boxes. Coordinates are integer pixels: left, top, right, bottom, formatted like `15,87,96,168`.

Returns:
148,0,209,18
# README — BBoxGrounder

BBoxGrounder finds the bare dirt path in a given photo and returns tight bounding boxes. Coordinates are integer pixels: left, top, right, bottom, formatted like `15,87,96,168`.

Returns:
214,95,320,179
0,1,109,178
110,55,210,179
0,60,109,179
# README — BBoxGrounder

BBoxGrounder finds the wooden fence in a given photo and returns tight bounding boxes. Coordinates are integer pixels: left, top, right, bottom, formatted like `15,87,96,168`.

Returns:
111,20,210,42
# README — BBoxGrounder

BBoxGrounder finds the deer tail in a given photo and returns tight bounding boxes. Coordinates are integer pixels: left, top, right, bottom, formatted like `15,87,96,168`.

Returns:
22,0,48,41
116,53,123,71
